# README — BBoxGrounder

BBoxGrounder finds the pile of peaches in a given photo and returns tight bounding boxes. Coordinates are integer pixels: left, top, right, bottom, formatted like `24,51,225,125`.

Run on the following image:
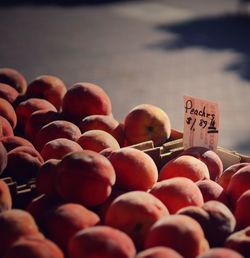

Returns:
0,67,249,258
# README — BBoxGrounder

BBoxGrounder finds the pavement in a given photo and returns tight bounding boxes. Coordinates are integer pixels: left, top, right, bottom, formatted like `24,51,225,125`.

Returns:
1,0,250,155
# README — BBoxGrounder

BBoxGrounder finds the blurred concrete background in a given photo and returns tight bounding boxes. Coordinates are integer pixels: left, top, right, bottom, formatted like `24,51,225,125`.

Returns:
1,0,250,154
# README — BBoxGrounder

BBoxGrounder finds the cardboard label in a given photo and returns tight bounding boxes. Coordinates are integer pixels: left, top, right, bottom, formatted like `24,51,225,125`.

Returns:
183,96,219,151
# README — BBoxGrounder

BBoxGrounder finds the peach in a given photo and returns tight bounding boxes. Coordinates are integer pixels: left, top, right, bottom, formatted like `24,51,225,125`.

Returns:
218,162,250,190
0,98,17,128
4,236,64,258
181,146,223,181
150,177,204,214
135,247,184,258
159,155,210,182
226,165,250,208
41,138,83,161
225,226,250,258
105,191,169,249
26,75,67,111
79,114,125,146
15,98,57,132
0,141,7,175
1,135,34,152
62,82,112,124
124,104,171,147
68,225,136,258
2,146,44,184
56,150,116,207
0,209,41,256
34,120,81,152
41,203,100,251
0,179,12,212
196,248,244,258
0,83,19,104
108,147,158,191
24,109,61,142
0,116,14,137
0,68,27,94
36,159,61,196
196,179,228,204
178,200,236,247
144,214,209,258
77,130,120,153
234,189,250,230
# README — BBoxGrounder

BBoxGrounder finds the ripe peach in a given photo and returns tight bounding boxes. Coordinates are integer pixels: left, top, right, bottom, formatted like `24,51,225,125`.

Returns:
108,147,158,191
0,68,27,94
25,109,61,142
105,191,169,249
196,248,244,258
1,135,34,152
26,75,67,111
226,165,250,208
225,226,250,258
41,203,100,251
135,247,184,258
144,214,209,258
234,189,250,230
15,98,57,132
196,179,228,204
0,179,12,212
62,82,112,124
218,162,250,190
68,225,136,258
0,141,7,175
124,104,171,146
0,98,17,128
2,146,44,184
34,120,81,152
159,155,210,182
181,146,223,181
178,200,236,247
56,150,116,207
36,159,61,196
41,138,83,161
0,83,19,104
0,116,14,137
0,209,41,256
79,114,125,146
77,130,120,153
150,177,204,214
4,236,64,258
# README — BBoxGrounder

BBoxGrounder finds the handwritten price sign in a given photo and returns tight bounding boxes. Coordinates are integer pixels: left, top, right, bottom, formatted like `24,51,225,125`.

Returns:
183,96,219,151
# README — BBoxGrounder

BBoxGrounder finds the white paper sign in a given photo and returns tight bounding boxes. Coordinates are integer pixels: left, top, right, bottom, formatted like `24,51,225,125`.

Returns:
183,96,219,151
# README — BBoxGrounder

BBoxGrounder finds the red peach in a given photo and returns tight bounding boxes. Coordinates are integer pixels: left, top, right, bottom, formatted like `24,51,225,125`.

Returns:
0,83,19,104
77,130,120,153
26,75,67,111
144,214,209,258
79,114,125,146
108,147,158,191
62,82,112,124
150,177,204,214
41,138,83,161
34,120,81,152
135,247,184,258
56,150,116,207
68,225,136,258
196,247,244,258
1,135,34,152
0,68,27,94
41,203,100,251
181,146,223,181
0,98,17,128
159,155,210,182
0,116,14,137
0,179,12,212
0,141,7,175
105,191,169,249
124,104,171,147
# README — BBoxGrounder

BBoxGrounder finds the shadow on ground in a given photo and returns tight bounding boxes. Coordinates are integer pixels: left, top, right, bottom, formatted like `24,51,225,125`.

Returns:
151,13,250,81
0,0,141,6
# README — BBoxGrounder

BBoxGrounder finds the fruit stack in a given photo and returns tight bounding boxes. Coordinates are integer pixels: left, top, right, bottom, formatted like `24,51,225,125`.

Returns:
0,67,249,258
